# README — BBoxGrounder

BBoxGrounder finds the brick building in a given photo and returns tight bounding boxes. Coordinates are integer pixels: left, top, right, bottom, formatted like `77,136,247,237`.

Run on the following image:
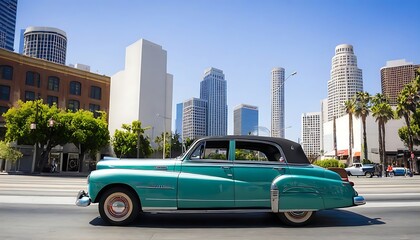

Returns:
0,48,110,173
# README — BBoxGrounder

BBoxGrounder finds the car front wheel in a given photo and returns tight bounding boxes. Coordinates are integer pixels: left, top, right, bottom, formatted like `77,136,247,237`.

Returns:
277,211,315,226
99,187,140,225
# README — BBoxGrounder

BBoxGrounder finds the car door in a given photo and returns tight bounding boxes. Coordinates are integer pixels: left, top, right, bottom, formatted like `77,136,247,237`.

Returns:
178,140,235,208
232,139,288,208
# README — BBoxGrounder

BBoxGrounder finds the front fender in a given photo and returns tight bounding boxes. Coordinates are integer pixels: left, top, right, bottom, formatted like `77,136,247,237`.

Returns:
271,175,324,212
88,169,179,209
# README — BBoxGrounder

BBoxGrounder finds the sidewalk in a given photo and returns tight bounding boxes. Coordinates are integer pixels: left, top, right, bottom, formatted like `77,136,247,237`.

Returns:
1,170,89,177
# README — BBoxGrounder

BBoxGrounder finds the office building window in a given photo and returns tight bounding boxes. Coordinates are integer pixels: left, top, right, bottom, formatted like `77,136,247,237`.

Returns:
26,71,41,87
90,86,101,100
68,100,80,112
48,76,60,91
0,85,10,100
47,96,58,106
25,91,35,101
89,104,101,117
0,65,13,80
70,81,82,95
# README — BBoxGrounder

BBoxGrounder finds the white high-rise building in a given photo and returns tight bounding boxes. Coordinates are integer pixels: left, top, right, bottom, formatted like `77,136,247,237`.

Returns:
109,39,173,144
327,44,363,121
301,112,321,158
182,98,207,140
23,27,67,65
271,67,285,138
200,67,227,136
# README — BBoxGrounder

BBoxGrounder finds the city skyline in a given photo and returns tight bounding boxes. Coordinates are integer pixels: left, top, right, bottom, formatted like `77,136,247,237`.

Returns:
12,0,420,141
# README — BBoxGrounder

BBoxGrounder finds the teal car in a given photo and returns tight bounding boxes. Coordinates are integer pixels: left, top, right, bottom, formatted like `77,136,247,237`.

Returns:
76,136,365,226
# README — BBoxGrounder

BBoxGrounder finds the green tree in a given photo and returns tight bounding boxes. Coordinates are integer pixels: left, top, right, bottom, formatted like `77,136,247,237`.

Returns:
371,94,394,174
154,132,172,158
112,120,152,158
343,98,355,166
0,141,23,171
66,110,110,170
3,100,68,172
354,91,371,161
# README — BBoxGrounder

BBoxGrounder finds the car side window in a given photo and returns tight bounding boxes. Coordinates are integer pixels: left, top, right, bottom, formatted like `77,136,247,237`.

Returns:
189,140,229,160
235,140,284,162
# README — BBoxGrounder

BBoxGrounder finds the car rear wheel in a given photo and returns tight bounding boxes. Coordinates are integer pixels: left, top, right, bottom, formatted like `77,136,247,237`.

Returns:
277,211,315,226
99,187,140,225
365,172,373,178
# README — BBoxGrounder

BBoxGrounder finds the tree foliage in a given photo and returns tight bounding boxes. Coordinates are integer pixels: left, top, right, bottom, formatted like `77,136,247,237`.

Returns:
112,120,152,158
3,100,109,172
0,141,23,163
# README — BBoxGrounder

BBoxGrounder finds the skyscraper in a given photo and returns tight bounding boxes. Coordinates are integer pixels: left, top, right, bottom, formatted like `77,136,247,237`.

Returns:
0,0,17,51
234,104,258,135
200,67,227,136
301,112,321,158
327,44,363,121
381,59,420,105
23,27,67,65
182,98,207,140
175,103,183,135
271,67,285,138
109,39,173,143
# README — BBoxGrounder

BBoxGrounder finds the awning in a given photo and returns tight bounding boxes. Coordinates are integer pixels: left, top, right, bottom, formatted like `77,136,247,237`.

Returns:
354,152,361,157
337,149,348,156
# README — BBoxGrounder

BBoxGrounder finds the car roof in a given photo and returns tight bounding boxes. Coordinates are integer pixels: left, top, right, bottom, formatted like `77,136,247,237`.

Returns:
194,135,310,164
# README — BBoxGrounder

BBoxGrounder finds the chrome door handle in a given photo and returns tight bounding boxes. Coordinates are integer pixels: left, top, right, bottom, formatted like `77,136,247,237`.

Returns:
221,166,231,169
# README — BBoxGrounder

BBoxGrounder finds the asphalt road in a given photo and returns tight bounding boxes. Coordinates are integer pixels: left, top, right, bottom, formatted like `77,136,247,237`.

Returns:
0,174,419,240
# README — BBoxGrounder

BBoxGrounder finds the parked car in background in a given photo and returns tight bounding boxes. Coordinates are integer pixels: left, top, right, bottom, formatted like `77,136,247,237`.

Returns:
345,163,376,178
76,136,365,227
392,167,412,176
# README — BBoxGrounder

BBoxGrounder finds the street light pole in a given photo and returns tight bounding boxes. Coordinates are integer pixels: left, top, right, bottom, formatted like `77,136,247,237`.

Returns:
156,114,171,159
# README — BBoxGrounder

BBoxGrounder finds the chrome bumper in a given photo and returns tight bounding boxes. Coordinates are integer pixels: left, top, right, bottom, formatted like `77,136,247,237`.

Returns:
76,190,91,207
354,196,366,206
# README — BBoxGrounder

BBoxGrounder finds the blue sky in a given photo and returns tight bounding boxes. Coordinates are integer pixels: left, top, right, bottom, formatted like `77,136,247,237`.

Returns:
13,0,420,142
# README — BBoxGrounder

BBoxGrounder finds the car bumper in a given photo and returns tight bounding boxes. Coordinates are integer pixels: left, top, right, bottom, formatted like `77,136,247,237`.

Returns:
76,190,91,207
354,195,366,206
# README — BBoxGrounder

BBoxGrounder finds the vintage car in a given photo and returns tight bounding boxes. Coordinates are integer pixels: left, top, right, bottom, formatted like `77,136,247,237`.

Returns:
76,136,365,226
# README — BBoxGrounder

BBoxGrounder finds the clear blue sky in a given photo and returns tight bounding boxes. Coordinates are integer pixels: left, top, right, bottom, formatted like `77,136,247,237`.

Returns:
14,0,420,142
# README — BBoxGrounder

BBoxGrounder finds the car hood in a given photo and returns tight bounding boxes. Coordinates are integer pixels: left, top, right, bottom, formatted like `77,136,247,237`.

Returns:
96,158,179,171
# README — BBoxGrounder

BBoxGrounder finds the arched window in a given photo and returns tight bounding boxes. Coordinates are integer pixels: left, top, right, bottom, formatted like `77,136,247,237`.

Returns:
26,71,41,87
0,65,13,80
70,81,82,95
48,76,60,91
68,100,80,112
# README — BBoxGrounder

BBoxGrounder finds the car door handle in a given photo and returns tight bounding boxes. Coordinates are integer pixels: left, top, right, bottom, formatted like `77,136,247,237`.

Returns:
273,167,285,171
221,166,231,169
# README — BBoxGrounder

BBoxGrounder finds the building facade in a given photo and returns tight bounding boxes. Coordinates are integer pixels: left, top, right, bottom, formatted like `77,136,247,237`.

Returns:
109,39,173,147
327,44,363,121
0,0,17,51
200,67,227,136
233,104,258,135
271,67,285,138
0,48,110,172
175,102,183,135
23,27,67,65
182,98,207,140
381,59,420,105
301,112,321,159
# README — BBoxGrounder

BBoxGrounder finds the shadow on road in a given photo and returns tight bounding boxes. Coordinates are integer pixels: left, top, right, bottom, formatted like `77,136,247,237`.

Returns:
90,209,385,228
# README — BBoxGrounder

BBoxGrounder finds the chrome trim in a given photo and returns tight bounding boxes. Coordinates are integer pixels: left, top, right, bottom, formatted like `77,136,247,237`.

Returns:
75,190,91,207
278,209,318,212
271,188,279,213
136,185,175,190
354,196,366,205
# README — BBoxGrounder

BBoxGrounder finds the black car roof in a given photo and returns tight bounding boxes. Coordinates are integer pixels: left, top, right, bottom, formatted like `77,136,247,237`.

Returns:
194,135,310,164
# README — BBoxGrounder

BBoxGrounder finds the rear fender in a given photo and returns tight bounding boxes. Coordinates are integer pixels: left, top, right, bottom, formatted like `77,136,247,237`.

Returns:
271,175,324,212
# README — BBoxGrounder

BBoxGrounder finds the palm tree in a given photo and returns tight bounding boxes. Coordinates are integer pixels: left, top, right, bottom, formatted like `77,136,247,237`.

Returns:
343,99,355,166
354,91,371,161
371,94,394,175
396,84,416,171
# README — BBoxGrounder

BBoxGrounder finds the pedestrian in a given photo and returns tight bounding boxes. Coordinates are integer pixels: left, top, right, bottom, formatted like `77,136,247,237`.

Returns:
387,165,394,177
